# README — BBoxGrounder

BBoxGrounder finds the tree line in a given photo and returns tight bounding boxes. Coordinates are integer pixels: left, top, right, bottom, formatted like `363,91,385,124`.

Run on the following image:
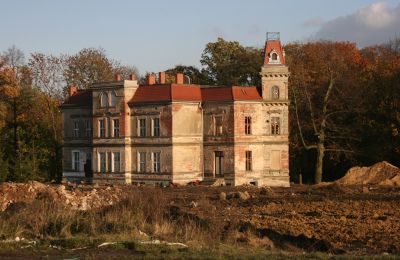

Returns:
0,37,399,183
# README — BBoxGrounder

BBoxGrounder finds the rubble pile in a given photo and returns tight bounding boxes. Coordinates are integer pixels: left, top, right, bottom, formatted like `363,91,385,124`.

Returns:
0,181,123,211
336,161,400,186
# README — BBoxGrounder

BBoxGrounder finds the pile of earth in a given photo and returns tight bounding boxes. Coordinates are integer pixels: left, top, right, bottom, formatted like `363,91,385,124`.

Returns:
336,161,400,186
0,181,123,212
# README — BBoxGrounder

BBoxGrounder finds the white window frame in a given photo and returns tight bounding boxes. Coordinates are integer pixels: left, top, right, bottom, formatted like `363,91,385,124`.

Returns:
85,119,91,137
99,152,106,173
110,91,117,107
152,151,161,173
113,118,120,137
112,152,120,173
138,118,146,137
99,119,105,138
73,121,79,138
72,150,80,171
152,117,160,137
268,50,281,64
138,151,146,173
100,92,109,108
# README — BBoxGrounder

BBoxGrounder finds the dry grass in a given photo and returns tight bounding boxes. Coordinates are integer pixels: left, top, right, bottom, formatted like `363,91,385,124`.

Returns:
0,188,217,246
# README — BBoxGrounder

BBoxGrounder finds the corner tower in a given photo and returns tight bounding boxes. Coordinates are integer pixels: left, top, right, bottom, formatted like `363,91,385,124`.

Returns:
260,32,290,187
260,32,289,101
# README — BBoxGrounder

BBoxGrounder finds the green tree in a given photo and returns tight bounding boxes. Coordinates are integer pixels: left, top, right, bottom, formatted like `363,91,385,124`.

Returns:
200,38,262,86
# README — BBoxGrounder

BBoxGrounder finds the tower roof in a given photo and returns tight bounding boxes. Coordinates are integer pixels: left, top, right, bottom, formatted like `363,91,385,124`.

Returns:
263,32,285,66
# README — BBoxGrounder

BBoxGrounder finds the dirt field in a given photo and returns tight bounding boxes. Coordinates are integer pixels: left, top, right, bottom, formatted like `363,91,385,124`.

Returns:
0,182,399,258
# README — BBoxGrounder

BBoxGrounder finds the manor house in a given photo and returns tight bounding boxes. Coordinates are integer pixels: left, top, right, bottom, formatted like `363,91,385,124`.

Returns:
60,34,290,186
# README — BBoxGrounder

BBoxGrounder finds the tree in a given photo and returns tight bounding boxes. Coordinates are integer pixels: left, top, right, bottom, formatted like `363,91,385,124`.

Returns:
63,48,117,89
113,65,139,80
200,38,262,86
29,53,65,181
165,65,210,84
286,41,365,183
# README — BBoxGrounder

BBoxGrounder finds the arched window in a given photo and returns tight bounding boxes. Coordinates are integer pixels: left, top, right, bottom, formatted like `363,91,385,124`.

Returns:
110,91,117,107
100,92,108,107
271,85,280,100
272,53,278,61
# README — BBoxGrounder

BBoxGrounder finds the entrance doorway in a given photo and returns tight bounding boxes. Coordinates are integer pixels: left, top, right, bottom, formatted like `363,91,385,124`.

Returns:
214,151,224,177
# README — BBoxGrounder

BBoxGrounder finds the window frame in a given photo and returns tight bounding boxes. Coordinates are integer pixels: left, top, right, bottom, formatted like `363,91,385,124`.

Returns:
73,121,79,138
100,92,109,108
99,119,105,138
113,152,120,173
245,116,252,135
213,115,223,136
138,151,146,173
85,119,91,137
99,152,106,173
271,117,281,135
271,85,280,100
152,117,160,137
152,151,161,173
110,91,117,107
245,151,252,171
138,118,146,137
72,151,80,171
113,118,120,137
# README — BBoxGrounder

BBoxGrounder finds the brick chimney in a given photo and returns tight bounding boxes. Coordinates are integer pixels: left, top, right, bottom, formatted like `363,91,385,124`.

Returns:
176,73,184,84
68,85,77,97
115,74,121,81
146,74,156,85
129,74,136,80
159,72,166,84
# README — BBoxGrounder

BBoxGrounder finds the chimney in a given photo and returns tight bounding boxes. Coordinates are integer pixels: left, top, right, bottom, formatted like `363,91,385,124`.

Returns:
129,74,136,80
176,73,184,84
159,71,166,84
146,74,156,85
68,85,77,97
115,74,121,81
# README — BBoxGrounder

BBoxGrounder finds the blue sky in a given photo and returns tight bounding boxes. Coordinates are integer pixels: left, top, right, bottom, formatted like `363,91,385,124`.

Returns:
1,0,400,74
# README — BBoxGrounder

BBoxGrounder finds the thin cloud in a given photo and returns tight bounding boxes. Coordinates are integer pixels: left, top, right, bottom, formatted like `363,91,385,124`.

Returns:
312,1,400,47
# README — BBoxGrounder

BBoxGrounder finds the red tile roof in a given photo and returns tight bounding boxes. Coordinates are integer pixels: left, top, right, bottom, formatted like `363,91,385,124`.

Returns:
129,84,261,104
263,40,286,65
61,90,92,107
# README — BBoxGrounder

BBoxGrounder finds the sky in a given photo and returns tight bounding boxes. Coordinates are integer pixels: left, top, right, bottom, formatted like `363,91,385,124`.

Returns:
1,0,400,74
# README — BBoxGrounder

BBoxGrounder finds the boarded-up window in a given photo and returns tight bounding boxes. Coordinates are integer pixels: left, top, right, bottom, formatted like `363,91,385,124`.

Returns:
245,151,252,171
214,115,223,135
271,150,280,170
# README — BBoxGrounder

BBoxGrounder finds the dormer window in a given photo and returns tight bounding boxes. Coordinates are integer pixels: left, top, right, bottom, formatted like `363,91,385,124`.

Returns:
100,92,108,107
268,50,281,64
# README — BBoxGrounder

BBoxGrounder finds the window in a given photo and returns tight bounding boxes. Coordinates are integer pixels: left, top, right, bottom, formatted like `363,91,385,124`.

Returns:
245,151,252,171
152,152,161,173
113,152,120,173
113,119,120,137
214,115,223,135
110,91,117,107
72,151,80,171
107,152,112,172
271,117,280,135
138,152,146,173
152,118,160,137
272,85,280,100
85,120,91,137
99,119,105,138
99,152,106,173
100,92,108,107
138,119,146,137
73,121,79,137
245,116,252,135
272,53,278,61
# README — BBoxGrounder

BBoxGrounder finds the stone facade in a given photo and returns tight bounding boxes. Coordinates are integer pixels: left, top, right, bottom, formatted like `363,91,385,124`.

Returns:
60,36,290,187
